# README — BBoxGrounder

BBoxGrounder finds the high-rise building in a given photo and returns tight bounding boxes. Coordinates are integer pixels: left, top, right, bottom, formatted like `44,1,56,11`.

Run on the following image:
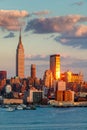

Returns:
43,70,53,88
31,64,36,79
50,54,60,80
16,30,24,78
0,71,7,79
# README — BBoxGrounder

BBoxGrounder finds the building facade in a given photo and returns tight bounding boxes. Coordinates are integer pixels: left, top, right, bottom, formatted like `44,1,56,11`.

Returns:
27,88,43,103
56,90,74,102
43,70,53,88
50,54,60,80
64,90,74,102
61,70,83,83
31,64,36,79
57,80,66,91
0,71,7,80
16,31,24,78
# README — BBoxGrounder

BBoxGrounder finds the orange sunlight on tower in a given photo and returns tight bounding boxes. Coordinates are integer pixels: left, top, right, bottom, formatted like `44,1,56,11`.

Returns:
50,54,60,80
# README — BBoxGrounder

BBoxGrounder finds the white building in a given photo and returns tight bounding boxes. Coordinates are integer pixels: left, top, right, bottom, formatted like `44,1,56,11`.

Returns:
27,88,43,103
57,80,66,91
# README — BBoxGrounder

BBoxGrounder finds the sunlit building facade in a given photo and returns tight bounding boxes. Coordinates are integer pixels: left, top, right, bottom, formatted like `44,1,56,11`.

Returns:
56,91,64,101
50,54,60,80
16,31,25,78
43,70,53,88
61,70,83,83
57,80,66,91
64,90,74,102
56,90,74,102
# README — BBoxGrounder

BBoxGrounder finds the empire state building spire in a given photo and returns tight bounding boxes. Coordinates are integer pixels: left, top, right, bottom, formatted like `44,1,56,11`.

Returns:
16,30,25,78
19,29,22,44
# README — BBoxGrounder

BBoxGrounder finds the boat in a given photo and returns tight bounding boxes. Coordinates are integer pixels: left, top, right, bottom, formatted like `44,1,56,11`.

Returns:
16,105,23,110
6,107,15,112
29,105,36,110
25,105,36,110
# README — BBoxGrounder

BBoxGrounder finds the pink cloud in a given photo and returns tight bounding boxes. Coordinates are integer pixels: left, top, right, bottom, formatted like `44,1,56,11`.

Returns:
25,15,87,33
74,25,87,36
32,10,50,16
0,10,29,31
25,14,87,49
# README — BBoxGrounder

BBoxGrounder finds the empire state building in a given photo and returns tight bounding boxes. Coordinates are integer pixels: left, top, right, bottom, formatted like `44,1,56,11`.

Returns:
16,31,24,78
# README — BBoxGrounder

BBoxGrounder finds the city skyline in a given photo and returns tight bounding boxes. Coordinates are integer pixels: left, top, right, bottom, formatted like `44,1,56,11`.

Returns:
0,0,87,80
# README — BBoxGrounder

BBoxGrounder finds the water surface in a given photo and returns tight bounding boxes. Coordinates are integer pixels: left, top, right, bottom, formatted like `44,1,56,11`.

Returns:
0,107,87,130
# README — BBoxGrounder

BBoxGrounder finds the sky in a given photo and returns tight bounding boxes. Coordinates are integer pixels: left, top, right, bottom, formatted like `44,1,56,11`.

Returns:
0,0,87,80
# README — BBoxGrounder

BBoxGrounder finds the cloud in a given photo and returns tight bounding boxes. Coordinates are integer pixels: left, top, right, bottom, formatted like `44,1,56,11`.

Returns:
25,15,87,33
72,1,84,6
3,32,15,38
55,25,87,49
25,54,49,61
0,10,29,31
25,15,87,49
61,56,87,68
32,10,50,16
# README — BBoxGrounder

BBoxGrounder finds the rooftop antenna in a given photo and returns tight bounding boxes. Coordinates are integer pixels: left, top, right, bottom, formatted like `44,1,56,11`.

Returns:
19,28,22,43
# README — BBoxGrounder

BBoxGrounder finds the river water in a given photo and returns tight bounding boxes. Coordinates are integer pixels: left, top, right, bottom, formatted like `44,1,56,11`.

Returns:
0,106,87,130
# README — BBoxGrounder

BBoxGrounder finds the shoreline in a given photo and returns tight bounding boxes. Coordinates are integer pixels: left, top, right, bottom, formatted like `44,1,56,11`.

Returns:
1,98,87,108
49,100,87,108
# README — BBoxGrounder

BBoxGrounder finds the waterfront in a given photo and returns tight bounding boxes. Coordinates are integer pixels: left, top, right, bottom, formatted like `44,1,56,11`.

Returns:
0,107,87,130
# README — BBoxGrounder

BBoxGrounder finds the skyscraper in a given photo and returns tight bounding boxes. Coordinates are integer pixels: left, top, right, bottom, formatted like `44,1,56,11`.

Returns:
50,54,60,80
31,64,36,79
0,71,7,80
43,70,53,87
16,30,24,78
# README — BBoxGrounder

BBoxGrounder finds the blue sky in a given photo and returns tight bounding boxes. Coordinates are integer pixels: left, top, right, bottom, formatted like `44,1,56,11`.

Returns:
0,0,87,80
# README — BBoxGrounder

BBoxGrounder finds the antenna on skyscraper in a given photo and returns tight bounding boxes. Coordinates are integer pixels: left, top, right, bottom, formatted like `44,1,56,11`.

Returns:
19,27,22,43
20,27,21,35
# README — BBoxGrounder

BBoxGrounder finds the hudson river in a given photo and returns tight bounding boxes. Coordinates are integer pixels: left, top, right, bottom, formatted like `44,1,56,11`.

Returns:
0,107,87,130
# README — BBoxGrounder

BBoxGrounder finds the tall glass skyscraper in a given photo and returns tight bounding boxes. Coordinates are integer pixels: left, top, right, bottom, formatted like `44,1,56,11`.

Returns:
50,54,60,80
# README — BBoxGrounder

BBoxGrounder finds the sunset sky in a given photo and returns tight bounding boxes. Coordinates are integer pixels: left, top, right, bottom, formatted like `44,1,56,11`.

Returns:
0,0,87,80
